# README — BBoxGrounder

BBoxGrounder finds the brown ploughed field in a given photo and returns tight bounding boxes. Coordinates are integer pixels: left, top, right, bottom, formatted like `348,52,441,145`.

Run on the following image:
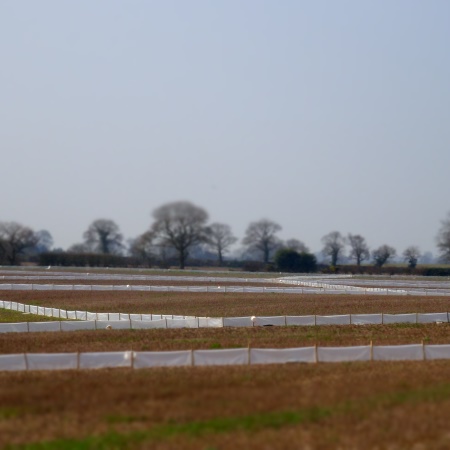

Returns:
1,275,450,449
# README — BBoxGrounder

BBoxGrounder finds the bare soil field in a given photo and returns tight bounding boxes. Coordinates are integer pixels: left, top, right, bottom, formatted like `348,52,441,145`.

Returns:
2,271,450,449
1,290,450,316
2,361,450,449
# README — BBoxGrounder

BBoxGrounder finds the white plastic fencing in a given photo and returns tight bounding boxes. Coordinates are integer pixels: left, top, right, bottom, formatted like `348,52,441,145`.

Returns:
2,281,450,296
1,300,450,333
2,344,450,371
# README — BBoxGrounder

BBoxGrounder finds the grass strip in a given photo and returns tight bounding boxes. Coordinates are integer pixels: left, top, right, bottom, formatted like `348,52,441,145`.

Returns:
6,406,333,450
0,310,61,323
7,381,450,450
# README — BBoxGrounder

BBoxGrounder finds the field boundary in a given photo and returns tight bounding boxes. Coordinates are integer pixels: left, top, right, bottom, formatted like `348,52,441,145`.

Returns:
1,300,450,331
2,343,450,371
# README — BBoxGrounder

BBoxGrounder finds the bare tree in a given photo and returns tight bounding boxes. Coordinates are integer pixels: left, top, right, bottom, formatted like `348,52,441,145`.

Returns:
321,231,345,266
347,234,370,267
206,223,237,266
372,244,396,267
242,219,282,263
285,238,309,253
128,230,156,266
403,246,421,269
151,201,209,269
83,219,124,254
34,230,54,253
436,212,450,263
0,222,38,265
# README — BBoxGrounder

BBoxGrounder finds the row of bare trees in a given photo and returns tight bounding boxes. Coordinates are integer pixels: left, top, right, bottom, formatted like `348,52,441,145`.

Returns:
321,231,421,268
2,206,450,269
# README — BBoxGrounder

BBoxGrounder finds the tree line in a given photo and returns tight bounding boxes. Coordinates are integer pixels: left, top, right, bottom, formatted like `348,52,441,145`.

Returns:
2,201,450,272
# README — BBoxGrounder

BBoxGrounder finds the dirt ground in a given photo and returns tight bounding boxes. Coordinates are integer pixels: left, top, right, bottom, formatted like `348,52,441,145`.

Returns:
2,290,450,317
2,273,450,449
2,361,450,449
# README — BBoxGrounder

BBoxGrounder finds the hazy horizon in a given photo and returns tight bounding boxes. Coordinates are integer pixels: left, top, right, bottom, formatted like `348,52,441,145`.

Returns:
2,1,449,257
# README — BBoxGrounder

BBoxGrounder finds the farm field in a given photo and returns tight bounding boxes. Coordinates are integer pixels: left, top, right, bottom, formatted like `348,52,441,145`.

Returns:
2,361,450,449
1,270,450,449
2,291,450,317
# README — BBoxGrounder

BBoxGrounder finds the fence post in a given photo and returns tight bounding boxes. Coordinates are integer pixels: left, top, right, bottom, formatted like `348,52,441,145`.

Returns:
422,340,425,361
191,349,194,366
24,353,29,371
370,341,373,361
315,344,318,363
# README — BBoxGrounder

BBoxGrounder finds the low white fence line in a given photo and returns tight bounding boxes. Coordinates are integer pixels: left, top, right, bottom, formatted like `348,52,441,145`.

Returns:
2,344,450,371
2,281,450,296
1,300,450,332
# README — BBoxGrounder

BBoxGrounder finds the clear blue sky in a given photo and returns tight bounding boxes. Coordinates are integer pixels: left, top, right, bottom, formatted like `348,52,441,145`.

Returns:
1,0,449,257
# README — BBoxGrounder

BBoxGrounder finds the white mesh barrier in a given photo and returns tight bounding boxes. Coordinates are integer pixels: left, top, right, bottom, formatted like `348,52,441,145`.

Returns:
86,312,97,321
38,306,45,315
0,354,26,371
59,309,67,319
351,314,383,325
97,313,108,321
17,303,25,312
198,318,223,328
134,351,192,368
74,284,90,290
373,344,424,361
4,344,450,371
382,314,417,324
130,314,142,321
317,346,371,362
61,321,96,331
108,313,120,321
194,348,249,366
254,316,286,327
79,351,132,369
28,322,61,332
286,316,315,326
250,347,315,364
30,305,38,315
141,314,152,321
223,317,254,327
67,311,76,320
0,323,28,333
131,319,167,329
167,318,199,329
27,353,78,371
44,307,53,317
418,313,448,324
425,345,450,360
96,320,131,330
76,311,87,320
120,313,130,321
316,315,351,326
59,285,73,290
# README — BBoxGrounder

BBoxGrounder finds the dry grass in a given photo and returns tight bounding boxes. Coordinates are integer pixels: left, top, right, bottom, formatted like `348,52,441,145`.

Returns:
2,291,450,317
2,361,450,449
2,271,450,449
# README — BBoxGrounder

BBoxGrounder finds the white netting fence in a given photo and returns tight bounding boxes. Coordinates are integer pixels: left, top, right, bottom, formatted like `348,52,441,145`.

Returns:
1,300,449,332
1,344,450,371
2,281,450,295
